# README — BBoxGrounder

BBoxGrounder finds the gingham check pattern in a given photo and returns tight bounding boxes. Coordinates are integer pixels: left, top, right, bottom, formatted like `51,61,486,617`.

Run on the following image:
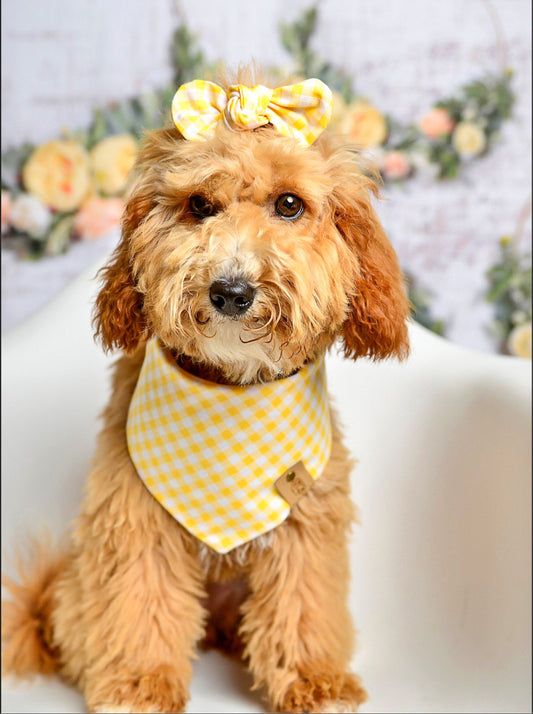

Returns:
126,338,332,553
171,78,333,146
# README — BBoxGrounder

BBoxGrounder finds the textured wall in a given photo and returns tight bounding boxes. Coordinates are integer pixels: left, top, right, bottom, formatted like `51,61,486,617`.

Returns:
1,0,531,350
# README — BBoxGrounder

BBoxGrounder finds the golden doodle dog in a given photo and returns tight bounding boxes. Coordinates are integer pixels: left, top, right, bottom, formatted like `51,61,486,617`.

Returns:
2,69,409,713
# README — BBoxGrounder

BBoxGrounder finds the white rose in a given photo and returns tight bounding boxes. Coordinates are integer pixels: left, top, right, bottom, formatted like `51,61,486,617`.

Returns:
10,193,52,239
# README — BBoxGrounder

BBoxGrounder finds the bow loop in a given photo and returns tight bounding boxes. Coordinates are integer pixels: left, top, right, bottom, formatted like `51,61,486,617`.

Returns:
172,78,332,146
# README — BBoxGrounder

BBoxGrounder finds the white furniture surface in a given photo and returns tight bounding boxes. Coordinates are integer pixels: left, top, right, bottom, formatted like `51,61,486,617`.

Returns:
2,260,531,713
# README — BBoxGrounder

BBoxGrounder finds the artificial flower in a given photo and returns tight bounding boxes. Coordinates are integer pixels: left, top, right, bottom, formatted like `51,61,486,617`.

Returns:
452,121,487,157
1,190,13,234
382,150,411,180
73,196,125,240
419,107,455,139
22,140,91,212
90,134,137,196
10,193,52,239
340,100,388,147
507,322,532,359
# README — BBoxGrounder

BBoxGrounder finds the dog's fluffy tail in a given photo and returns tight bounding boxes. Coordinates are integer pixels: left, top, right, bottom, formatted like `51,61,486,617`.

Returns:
2,537,64,678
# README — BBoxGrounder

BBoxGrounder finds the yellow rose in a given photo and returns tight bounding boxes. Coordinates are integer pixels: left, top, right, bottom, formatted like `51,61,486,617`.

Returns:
90,134,137,196
452,121,487,157
340,101,388,147
22,140,90,212
507,322,532,359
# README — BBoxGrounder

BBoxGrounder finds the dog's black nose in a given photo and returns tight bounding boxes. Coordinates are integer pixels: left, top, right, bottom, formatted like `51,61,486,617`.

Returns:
209,279,256,317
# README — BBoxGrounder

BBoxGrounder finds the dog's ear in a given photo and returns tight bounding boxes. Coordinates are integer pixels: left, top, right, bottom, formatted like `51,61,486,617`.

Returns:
92,185,155,353
332,175,410,361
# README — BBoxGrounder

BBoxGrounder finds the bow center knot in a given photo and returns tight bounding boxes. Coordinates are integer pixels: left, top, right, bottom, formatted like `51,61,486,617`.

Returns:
224,84,274,132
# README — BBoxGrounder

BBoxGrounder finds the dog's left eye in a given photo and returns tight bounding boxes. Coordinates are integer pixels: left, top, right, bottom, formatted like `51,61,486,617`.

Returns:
275,194,304,220
189,195,218,219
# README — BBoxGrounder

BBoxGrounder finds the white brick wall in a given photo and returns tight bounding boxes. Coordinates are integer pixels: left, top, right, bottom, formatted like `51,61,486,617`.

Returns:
1,0,531,351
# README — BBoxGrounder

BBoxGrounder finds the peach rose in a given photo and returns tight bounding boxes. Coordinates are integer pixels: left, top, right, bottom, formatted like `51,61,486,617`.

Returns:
1,190,13,234
73,196,124,241
420,107,455,139
90,134,137,196
382,151,411,180
452,121,487,157
341,101,388,148
22,140,91,212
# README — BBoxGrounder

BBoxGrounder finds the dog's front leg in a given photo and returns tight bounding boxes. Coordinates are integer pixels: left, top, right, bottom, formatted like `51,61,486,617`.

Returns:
54,462,207,713
239,488,367,713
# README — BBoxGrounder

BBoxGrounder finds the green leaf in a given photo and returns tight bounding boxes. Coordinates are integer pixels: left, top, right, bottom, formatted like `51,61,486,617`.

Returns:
1,143,35,192
171,26,207,87
44,214,76,256
405,273,446,336
279,5,318,75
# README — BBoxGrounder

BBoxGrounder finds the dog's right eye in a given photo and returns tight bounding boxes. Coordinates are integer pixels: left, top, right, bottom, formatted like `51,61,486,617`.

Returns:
274,193,304,220
189,195,218,219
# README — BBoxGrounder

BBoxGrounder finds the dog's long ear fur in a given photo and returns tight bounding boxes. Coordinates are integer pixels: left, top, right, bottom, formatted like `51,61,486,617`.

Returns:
331,168,410,361
92,184,155,353
93,126,186,353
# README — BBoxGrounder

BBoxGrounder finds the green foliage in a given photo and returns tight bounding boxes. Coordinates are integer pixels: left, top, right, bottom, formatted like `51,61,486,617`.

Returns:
486,236,532,347
171,26,207,87
84,26,213,149
280,5,355,102
45,214,76,256
1,144,34,192
405,273,445,336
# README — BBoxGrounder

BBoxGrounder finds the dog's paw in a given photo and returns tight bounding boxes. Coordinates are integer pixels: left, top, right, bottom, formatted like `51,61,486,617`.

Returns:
86,664,187,713
278,670,367,713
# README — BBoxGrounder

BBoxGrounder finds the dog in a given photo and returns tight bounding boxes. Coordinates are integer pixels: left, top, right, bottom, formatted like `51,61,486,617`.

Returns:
2,69,410,713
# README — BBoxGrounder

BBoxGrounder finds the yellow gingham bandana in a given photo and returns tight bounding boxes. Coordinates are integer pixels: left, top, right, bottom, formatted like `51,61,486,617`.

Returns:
126,338,332,553
171,78,333,146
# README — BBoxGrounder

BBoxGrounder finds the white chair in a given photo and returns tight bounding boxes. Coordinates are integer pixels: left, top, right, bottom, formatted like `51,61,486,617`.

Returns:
2,260,531,713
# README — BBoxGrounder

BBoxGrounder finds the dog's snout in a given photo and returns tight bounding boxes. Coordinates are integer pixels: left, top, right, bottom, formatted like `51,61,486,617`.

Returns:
209,279,256,317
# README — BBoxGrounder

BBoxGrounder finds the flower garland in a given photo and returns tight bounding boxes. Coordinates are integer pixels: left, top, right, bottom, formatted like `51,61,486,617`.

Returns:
1,6,514,259
1,4,523,349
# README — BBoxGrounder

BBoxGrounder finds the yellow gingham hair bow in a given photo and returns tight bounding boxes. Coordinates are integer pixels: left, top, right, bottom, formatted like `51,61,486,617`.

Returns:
171,78,333,146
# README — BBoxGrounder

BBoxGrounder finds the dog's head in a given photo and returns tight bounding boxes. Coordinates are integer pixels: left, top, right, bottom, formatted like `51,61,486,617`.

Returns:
94,74,409,383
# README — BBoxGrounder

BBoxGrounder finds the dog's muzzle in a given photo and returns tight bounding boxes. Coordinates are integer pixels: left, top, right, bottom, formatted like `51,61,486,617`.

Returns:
209,278,256,317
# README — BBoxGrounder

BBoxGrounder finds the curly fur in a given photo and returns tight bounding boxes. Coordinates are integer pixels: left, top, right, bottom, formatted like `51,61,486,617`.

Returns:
2,68,409,713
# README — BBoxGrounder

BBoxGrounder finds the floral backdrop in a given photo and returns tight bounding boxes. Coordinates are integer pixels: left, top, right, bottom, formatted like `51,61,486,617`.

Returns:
1,0,531,358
